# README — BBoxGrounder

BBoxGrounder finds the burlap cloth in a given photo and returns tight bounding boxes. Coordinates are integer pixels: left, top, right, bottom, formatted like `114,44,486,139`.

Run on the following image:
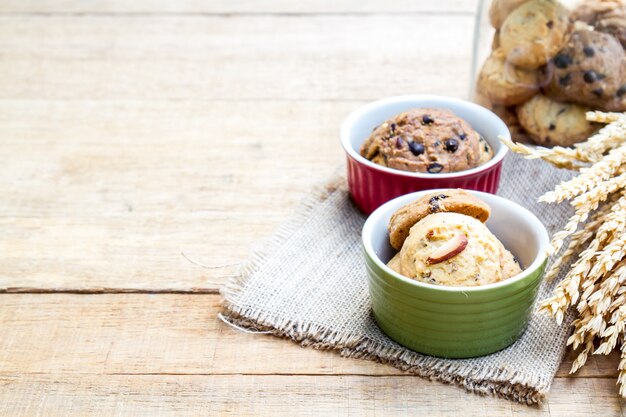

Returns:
221,153,577,404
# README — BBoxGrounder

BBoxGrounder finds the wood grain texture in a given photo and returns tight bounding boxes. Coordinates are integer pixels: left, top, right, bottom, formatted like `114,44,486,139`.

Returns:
0,0,622,413
1,375,625,416
0,293,624,416
0,11,473,290
0,294,624,417
0,100,351,291
0,293,618,379
0,15,474,101
0,0,477,14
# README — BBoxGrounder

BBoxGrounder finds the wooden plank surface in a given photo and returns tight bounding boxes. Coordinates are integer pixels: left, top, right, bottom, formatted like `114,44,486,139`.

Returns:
0,294,624,417
0,293,618,378
2,375,625,417
0,0,477,14
0,12,473,291
0,15,473,101
0,0,623,414
0,100,349,291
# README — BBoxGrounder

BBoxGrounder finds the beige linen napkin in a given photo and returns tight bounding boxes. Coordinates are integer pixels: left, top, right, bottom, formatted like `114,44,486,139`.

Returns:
222,153,575,404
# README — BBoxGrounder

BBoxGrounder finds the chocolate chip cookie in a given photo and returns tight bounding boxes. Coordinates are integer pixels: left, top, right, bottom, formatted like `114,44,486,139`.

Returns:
500,0,570,69
571,0,621,25
595,8,626,49
475,92,533,143
544,29,626,111
489,0,531,29
516,94,599,146
360,109,490,173
572,0,626,47
388,189,491,250
477,48,542,105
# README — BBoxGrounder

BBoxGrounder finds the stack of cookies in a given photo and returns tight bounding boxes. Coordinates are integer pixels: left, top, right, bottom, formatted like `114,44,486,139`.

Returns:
477,0,626,147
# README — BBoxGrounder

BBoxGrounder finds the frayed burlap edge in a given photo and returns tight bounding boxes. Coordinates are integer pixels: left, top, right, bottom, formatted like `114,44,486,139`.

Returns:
220,174,557,406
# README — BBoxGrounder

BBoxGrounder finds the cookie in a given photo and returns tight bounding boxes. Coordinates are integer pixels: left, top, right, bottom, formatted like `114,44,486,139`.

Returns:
571,0,625,42
360,109,488,173
508,123,535,144
516,94,599,146
474,91,494,109
571,0,626,48
498,240,522,278
388,189,491,250
489,0,532,29
398,212,505,286
475,77,533,144
478,135,495,164
596,8,626,49
492,29,501,50
572,0,626,47
500,0,570,69
571,0,620,23
387,252,403,274
544,29,626,111
492,104,519,127
475,92,520,127
477,49,541,105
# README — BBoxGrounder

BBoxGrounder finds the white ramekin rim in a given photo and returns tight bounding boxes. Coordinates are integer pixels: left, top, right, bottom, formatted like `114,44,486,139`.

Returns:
362,189,550,293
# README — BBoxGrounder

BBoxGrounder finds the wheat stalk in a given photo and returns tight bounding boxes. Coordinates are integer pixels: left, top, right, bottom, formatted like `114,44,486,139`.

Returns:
505,111,626,397
540,145,626,204
498,135,586,170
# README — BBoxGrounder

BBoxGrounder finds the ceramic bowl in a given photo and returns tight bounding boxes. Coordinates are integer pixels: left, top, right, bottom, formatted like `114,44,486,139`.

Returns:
341,95,509,214
362,189,549,358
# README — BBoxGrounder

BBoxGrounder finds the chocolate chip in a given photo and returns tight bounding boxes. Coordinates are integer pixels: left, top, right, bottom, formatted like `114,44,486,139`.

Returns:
428,194,448,212
458,132,467,140
546,20,554,29
390,123,396,132
408,141,425,156
433,140,441,147
395,137,405,149
617,85,626,97
484,145,489,152
549,123,556,131
583,46,595,57
427,163,443,173
444,138,459,153
429,194,448,202
553,54,573,69
422,115,434,124
583,70,600,83
592,88,604,97
559,73,571,86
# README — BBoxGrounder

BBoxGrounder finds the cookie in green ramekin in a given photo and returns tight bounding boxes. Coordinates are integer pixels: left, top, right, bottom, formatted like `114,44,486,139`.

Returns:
362,189,549,358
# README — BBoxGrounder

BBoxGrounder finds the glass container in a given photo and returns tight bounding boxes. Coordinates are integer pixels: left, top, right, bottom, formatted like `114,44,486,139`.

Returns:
472,0,626,146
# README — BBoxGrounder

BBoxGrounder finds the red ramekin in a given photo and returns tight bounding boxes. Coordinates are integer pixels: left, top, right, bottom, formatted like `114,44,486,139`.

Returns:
340,95,509,214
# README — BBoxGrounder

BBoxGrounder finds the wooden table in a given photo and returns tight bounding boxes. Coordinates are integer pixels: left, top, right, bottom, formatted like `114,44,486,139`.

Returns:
0,1,624,415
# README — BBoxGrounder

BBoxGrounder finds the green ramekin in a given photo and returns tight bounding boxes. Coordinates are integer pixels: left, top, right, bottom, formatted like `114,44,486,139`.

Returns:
362,189,549,358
